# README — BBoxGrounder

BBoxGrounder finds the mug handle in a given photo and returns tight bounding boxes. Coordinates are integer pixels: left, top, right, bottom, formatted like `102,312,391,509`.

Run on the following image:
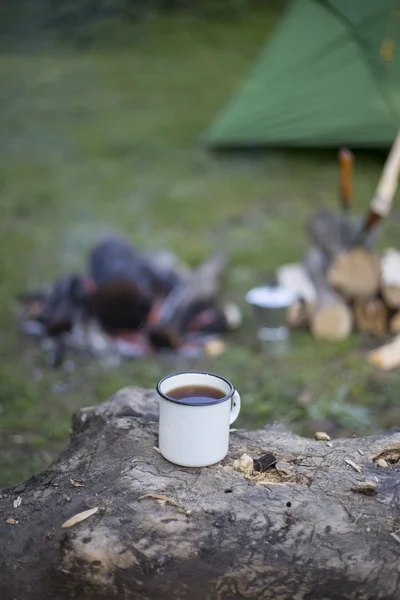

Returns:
230,390,241,425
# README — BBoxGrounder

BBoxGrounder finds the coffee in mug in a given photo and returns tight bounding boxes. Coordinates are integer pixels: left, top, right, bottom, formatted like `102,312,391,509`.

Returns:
167,384,225,404
157,371,241,467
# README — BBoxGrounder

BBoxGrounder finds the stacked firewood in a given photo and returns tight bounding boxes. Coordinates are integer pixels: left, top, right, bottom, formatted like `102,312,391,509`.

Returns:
277,236,400,340
275,133,400,368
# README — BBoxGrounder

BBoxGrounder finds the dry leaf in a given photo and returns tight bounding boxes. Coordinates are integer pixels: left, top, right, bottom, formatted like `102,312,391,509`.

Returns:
351,481,377,495
233,454,254,478
204,338,226,357
61,507,99,529
70,479,85,487
315,431,330,441
376,458,389,468
253,453,277,473
6,518,18,525
344,458,362,474
139,494,178,506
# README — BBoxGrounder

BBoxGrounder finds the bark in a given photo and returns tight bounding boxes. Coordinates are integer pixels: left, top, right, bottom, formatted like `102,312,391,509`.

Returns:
1,387,400,600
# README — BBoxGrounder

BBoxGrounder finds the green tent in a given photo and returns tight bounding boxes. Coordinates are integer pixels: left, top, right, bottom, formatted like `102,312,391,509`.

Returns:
204,0,400,148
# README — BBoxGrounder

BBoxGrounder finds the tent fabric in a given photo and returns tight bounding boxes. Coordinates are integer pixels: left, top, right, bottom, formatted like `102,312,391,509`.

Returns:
204,0,400,148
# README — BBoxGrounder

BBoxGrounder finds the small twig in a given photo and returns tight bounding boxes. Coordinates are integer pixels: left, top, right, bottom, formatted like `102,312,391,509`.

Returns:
62,507,99,529
390,531,400,544
344,458,362,474
139,494,178,507
70,479,85,487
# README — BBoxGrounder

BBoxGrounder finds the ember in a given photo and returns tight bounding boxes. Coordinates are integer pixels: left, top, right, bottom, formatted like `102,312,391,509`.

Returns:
18,236,242,365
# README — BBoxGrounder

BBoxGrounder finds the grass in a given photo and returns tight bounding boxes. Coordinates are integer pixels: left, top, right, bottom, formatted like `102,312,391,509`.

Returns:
1,5,400,488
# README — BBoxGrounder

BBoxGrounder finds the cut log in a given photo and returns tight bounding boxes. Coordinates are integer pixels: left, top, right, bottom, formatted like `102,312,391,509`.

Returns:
276,263,316,305
383,286,400,311
311,303,353,341
381,248,400,309
0,387,399,600
328,247,381,299
353,297,389,336
276,263,316,328
286,299,309,328
368,335,400,370
305,248,353,340
390,311,400,335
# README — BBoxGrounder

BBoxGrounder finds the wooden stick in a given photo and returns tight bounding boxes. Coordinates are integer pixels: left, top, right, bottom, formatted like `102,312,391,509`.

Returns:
339,148,353,213
355,130,400,245
371,130,400,218
368,335,400,370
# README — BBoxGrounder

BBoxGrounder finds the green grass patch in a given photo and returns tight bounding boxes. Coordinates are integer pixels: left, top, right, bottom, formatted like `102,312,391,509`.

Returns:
0,6,399,488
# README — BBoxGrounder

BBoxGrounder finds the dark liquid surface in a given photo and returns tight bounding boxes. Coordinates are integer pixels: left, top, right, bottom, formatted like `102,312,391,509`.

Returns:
168,384,225,405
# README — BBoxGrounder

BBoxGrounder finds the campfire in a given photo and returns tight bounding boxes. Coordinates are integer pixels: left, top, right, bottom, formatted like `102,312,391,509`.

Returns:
275,134,400,370
19,236,242,366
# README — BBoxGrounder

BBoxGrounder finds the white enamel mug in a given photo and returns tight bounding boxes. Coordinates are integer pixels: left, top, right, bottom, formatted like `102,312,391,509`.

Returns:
157,371,241,467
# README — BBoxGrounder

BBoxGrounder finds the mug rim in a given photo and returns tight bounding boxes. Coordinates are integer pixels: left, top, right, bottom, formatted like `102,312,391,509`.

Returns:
157,371,234,406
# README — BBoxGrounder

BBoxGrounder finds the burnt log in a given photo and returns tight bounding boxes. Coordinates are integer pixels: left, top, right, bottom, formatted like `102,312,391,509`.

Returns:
0,387,400,600
89,236,184,298
149,253,227,347
88,237,187,332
